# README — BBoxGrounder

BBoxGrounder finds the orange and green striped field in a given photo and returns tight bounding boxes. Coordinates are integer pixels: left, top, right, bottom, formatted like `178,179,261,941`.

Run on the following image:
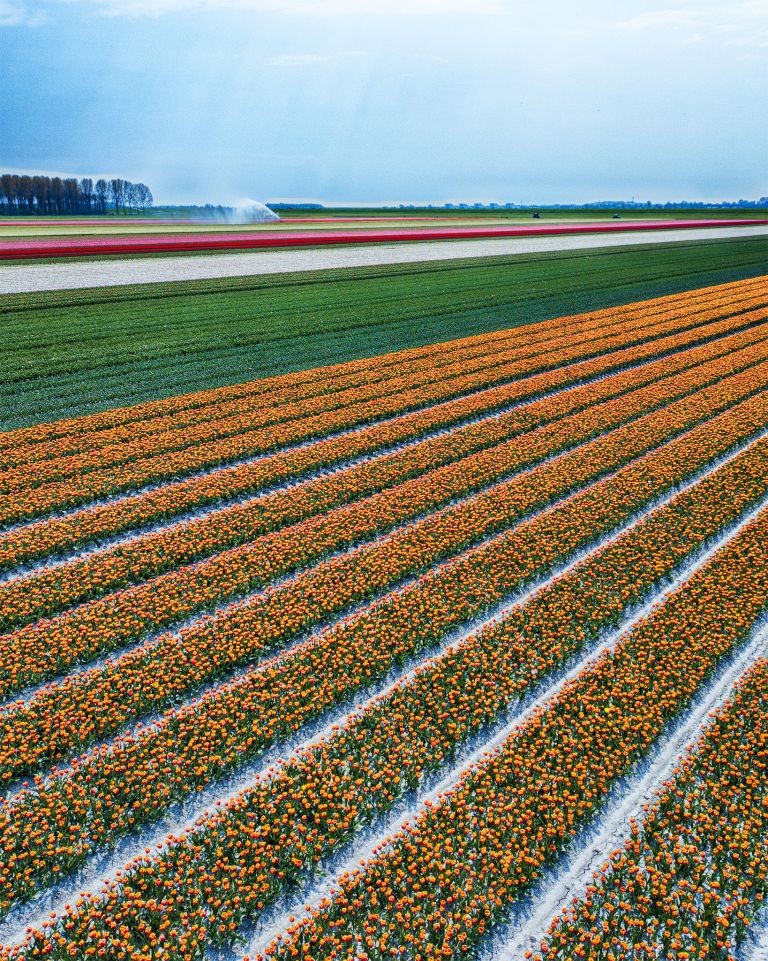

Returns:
1,276,768,960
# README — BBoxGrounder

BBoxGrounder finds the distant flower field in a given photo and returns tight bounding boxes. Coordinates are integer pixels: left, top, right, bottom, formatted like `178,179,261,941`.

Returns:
1,217,767,260
1,277,768,960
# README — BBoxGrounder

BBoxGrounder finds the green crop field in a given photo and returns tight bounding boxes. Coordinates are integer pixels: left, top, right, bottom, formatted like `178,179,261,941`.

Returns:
2,235,767,429
271,205,768,221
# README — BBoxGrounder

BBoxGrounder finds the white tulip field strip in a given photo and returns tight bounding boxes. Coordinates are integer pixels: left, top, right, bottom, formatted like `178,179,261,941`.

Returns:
2,223,768,293
0,277,767,961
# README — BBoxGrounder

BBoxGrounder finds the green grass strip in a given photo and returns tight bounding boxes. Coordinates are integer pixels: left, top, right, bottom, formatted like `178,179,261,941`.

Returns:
1,238,767,429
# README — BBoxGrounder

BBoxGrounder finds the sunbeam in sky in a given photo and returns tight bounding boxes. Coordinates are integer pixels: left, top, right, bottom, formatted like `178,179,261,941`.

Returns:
2,0,767,203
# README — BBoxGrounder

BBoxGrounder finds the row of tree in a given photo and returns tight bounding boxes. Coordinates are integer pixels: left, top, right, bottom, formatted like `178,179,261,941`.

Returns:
0,174,153,216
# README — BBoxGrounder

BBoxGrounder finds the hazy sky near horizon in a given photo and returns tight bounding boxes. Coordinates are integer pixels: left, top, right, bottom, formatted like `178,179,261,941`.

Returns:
1,0,766,205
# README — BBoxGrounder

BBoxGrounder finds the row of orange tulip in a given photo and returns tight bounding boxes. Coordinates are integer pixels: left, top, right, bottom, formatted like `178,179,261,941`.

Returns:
3,305,766,528
4,360,767,708
259,503,768,961
6,324,630,494
3,276,760,460
7,393,768,961
536,656,768,961
5,283,736,474
5,331,768,634
3,310,763,574
2,414,767,917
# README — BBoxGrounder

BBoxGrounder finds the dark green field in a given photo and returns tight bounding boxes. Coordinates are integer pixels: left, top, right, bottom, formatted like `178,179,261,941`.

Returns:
2,235,767,429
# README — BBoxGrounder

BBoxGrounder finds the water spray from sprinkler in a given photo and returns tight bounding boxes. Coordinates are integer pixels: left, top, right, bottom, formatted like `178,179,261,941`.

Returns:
226,198,280,223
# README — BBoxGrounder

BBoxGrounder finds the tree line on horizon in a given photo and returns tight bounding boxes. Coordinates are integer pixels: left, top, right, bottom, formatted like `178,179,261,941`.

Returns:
0,173,153,216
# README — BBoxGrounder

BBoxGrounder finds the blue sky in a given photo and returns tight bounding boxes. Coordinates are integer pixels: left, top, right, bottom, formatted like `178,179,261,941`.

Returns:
1,0,766,205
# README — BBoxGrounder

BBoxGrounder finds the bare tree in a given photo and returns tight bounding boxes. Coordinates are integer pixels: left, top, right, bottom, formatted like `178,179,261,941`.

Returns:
124,181,139,214
135,183,153,213
0,175,11,213
95,179,109,215
19,176,35,213
80,178,94,214
31,176,49,214
109,178,125,214
51,177,65,215
62,178,81,215
0,172,154,216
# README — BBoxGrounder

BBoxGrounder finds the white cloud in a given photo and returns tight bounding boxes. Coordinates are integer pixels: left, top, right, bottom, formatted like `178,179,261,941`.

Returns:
266,53,332,65
0,0,49,25
617,7,700,31
58,0,503,17
616,2,768,48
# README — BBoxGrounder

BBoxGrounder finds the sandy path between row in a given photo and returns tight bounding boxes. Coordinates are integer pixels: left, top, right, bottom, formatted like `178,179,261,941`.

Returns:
1,224,767,294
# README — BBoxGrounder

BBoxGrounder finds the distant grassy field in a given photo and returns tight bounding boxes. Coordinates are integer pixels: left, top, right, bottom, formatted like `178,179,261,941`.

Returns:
2,206,766,240
273,205,768,221
2,235,767,429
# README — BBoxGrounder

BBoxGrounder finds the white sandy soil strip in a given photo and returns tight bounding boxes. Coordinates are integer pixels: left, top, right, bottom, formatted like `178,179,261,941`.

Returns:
742,906,768,960
1,225,767,293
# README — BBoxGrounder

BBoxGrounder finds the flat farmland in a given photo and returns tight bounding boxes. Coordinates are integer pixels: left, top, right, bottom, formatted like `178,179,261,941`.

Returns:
1,274,768,960
3,236,768,428
2,218,767,266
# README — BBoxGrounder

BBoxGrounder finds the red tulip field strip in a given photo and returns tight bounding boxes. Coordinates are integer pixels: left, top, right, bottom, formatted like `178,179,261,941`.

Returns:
3,304,767,528
5,333,768,633
257,503,768,961
4,359,766,705
3,217,766,261
2,417,767,916
5,411,768,961
8,279,757,471
4,277,756,455
535,657,768,961
4,312,765,574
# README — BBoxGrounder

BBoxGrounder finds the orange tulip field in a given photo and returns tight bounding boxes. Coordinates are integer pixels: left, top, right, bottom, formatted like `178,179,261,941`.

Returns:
1,276,768,961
